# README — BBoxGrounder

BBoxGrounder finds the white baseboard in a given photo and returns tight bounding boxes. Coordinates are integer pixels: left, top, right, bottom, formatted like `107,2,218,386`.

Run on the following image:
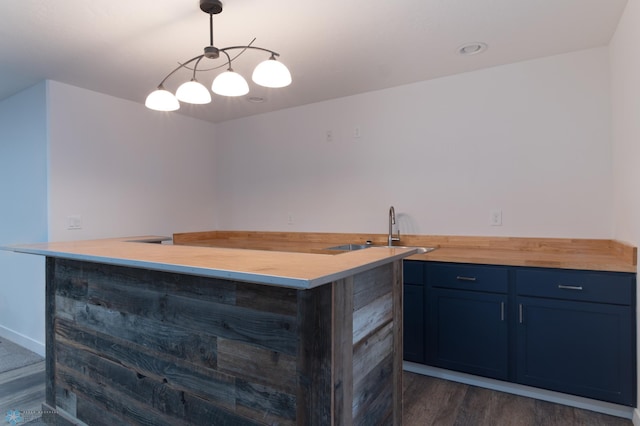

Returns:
0,325,45,357
404,362,635,420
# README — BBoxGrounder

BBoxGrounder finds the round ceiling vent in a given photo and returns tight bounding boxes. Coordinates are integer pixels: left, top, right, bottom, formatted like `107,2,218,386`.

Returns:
457,42,488,56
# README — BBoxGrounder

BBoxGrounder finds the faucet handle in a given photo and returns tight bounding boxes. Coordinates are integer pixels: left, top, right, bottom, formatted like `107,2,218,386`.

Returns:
392,229,400,242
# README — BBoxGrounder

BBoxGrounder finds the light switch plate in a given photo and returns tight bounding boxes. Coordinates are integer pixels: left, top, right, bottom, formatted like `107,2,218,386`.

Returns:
490,210,502,226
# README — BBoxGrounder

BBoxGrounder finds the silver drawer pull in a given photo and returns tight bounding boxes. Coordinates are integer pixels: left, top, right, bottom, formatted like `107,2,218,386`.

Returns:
456,276,477,282
519,304,523,324
558,284,583,291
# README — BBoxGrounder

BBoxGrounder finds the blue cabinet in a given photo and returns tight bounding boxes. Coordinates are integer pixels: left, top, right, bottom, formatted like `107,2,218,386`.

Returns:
403,260,425,363
515,268,636,406
403,261,637,406
425,263,509,380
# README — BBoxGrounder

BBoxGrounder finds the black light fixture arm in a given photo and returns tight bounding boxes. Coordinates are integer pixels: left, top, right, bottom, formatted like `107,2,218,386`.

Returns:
155,44,280,88
156,54,206,89
219,45,280,58
209,13,214,47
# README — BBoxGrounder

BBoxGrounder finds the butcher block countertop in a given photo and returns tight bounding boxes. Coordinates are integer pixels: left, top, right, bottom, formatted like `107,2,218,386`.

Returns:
173,231,638,273
3,236,419,289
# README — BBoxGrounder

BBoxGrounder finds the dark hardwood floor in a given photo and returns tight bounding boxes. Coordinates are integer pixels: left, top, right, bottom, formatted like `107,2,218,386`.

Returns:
403,371,633,426
0,344,633,425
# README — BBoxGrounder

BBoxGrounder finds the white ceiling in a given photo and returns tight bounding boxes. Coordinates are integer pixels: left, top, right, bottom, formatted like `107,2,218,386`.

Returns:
0,0,628,123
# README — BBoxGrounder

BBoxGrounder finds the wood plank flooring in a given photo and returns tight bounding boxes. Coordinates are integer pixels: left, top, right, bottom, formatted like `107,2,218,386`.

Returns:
0,360,46,424
403,371,633,426
0,344,633,425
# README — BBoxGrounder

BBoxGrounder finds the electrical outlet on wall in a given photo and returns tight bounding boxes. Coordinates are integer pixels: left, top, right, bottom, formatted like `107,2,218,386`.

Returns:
490,210,502,226
67,215,83,230
287,212,294,225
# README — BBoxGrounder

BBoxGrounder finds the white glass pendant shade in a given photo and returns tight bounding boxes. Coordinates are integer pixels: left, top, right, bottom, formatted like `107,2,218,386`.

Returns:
145,88,180,111
211,70,249,97
252,58,292,88
176,80,212,104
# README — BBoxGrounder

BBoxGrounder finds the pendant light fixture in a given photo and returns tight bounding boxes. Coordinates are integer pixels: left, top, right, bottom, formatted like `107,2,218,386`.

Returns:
145,0,292,112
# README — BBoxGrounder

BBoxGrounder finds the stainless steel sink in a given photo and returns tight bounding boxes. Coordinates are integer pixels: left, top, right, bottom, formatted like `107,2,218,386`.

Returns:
325,243,437,254
391,246,437,254
325,243,373,251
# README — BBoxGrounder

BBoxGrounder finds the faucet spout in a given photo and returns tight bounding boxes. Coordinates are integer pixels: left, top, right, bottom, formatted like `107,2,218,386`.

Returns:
388,206,400,246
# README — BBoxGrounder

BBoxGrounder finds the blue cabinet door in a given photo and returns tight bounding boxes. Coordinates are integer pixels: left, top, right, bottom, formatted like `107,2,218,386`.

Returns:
516,296,634,406
403,284,424,363
427,288,509,380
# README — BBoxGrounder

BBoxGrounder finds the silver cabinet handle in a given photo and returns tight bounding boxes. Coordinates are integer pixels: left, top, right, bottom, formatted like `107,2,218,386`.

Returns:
500,302,505,321
558,284,583,291
519,304,523,324
456,276,477,282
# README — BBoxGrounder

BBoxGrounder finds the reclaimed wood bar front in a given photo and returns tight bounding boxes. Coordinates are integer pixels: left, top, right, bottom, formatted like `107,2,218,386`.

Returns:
6,237,418,425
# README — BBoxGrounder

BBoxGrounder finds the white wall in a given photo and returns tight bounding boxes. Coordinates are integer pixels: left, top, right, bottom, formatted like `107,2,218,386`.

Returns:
0,81,219,353
47,81,218,241
609,0,640,420
0,82,48,355
214,48,613,239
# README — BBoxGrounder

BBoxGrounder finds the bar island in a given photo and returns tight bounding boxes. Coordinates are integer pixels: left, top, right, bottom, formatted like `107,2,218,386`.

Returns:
5,236,420,425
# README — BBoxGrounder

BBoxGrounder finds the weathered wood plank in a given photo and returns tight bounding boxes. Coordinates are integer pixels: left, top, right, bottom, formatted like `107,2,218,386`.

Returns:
56,363,190,426
56,340,188,419
164,293,298,355
56,344,264,425
75,395,141,426
59,296,218,370
236,281,298,317
54,384,77,416
353,264,393,311
218,338,297,394
352,321,393,390
235,379,297,423
296,285,332,425
391,259,403,425
60,258,237,304
352,353,393,423
353,382,393,426
52,260,88,300
55,318,236,408
333,278,354,426
352,292,393,345
56,340,264,425
45,258,56,409
84,278,298,355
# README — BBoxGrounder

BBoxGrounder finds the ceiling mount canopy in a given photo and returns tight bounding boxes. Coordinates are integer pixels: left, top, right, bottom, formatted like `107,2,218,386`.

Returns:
145,0,292,112
200,0,223,15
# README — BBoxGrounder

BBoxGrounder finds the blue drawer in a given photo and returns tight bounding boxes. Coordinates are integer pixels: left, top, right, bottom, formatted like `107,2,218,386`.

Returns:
516,268,634,305
404,260,425,285
427,263,509,293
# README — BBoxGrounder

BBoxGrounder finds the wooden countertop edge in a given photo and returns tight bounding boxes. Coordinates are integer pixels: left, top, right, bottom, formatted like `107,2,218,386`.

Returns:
2,236,418,289
407,248,637,273
173,231,637,273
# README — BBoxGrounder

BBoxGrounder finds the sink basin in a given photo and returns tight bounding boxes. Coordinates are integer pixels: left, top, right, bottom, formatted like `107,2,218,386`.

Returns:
325,243,373,251
390,246,437,254
324,244,437,254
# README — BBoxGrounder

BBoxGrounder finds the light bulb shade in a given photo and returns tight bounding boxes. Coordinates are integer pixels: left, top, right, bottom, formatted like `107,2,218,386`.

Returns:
145,88,180,111
211,70,249,97
252,58,292,88
176,80,212,104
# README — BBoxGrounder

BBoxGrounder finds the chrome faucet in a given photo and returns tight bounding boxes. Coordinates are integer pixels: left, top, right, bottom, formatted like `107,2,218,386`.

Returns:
388,206,400,246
